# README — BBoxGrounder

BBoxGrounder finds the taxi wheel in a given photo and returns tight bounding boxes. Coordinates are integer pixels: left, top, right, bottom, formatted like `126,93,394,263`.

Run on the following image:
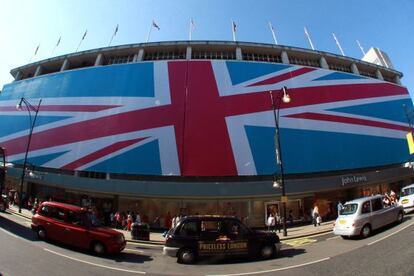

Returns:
397,212,404,224
259,244,275,259
37,227,47,240
91,241,106,255
360,224,371,238
177,248,196,264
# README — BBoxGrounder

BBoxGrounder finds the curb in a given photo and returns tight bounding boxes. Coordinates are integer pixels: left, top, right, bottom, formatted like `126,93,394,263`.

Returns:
279,228,333,241
6,208,333,244
126,239,165,246
7,208,32,220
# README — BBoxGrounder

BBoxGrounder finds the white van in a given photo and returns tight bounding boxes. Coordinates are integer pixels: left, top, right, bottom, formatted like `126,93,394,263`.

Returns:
398,184,414,214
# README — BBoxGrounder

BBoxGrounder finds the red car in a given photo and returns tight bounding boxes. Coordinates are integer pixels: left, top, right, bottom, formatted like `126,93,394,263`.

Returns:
31,201,125,255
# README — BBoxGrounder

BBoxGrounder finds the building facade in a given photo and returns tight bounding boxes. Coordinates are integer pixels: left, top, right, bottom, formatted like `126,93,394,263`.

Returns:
1,41,413,227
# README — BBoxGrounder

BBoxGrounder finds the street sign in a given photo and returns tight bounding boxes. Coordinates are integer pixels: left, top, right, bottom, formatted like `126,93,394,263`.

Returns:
281,196,288,203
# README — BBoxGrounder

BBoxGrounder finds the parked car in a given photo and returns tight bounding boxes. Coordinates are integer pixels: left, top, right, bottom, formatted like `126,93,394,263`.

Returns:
333,195,404,238
398,183,414,214
0,194,9,212
163,215,281,264
31,201,126,255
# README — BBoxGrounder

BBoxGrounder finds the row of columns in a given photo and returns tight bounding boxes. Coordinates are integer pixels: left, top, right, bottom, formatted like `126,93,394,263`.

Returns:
17,45,401,85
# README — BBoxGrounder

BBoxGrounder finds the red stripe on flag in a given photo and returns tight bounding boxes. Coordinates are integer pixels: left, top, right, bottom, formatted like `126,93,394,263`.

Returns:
247,67,316,87
287,112,410,132
62,137,147,170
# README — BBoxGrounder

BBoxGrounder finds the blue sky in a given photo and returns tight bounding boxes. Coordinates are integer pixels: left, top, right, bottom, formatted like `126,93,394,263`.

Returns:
1,0,413,98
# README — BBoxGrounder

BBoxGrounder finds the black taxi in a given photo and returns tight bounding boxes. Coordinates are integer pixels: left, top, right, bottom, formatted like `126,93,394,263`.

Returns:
163,215,281,264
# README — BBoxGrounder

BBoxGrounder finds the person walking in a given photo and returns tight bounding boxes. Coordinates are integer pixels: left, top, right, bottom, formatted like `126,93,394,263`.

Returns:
267,213,275,232
337,201,343,216
312,204,320,227
275,211,281,233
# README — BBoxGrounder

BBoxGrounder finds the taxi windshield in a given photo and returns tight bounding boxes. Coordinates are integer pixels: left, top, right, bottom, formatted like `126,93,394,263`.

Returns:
402,187,414,196
339,203,358,215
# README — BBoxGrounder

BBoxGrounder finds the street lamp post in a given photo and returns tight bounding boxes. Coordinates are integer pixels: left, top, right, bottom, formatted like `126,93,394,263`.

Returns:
269,86,291,237
16,97,42,213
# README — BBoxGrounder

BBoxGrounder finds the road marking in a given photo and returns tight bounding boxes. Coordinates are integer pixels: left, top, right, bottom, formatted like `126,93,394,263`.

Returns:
326,236,340,241
282,238,317,247
206,257,330,276
43,248,146,274
367,221,414,246
124,248,145,253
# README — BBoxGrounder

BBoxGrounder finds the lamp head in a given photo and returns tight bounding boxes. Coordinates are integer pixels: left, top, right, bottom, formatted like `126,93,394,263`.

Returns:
273,180,281,189
16,98,23,110
282,86,291,103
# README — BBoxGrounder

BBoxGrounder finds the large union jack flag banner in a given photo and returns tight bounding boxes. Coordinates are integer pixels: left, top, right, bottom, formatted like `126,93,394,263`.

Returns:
0,60,411,176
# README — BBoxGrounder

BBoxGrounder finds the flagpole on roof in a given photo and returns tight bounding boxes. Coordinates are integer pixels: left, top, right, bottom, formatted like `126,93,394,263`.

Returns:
231,19,237,42
146,22,152,43
108,24,119,47
356,40,366,56
332,33,345,56
304,27,315,50
189,18,195,41
29,44,40,63
268,21,278,45
51,36,61,56
76,29,87,52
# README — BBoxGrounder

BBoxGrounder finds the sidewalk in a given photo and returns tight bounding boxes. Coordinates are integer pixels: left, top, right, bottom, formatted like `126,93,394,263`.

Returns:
7,205,334,245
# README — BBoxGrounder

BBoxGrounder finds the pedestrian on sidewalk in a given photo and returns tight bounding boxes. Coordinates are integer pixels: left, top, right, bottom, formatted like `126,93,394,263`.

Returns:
127,212,133,231
337,201,343,216
275,212,281,233
267,213,275,232
312,204,320,227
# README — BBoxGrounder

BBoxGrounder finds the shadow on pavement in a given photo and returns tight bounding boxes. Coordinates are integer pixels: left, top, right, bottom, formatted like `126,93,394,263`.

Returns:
0,211,37,241
280,248,306,258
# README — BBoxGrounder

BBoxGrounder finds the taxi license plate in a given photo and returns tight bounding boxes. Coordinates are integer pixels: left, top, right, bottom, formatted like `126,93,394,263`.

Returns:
339,220,346,225
402,199,409,204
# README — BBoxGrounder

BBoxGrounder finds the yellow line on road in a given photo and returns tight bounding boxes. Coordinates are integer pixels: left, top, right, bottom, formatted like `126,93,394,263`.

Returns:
282,238,317,247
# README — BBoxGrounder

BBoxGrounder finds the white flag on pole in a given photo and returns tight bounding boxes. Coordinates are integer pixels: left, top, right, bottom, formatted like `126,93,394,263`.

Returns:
152,20,160,30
